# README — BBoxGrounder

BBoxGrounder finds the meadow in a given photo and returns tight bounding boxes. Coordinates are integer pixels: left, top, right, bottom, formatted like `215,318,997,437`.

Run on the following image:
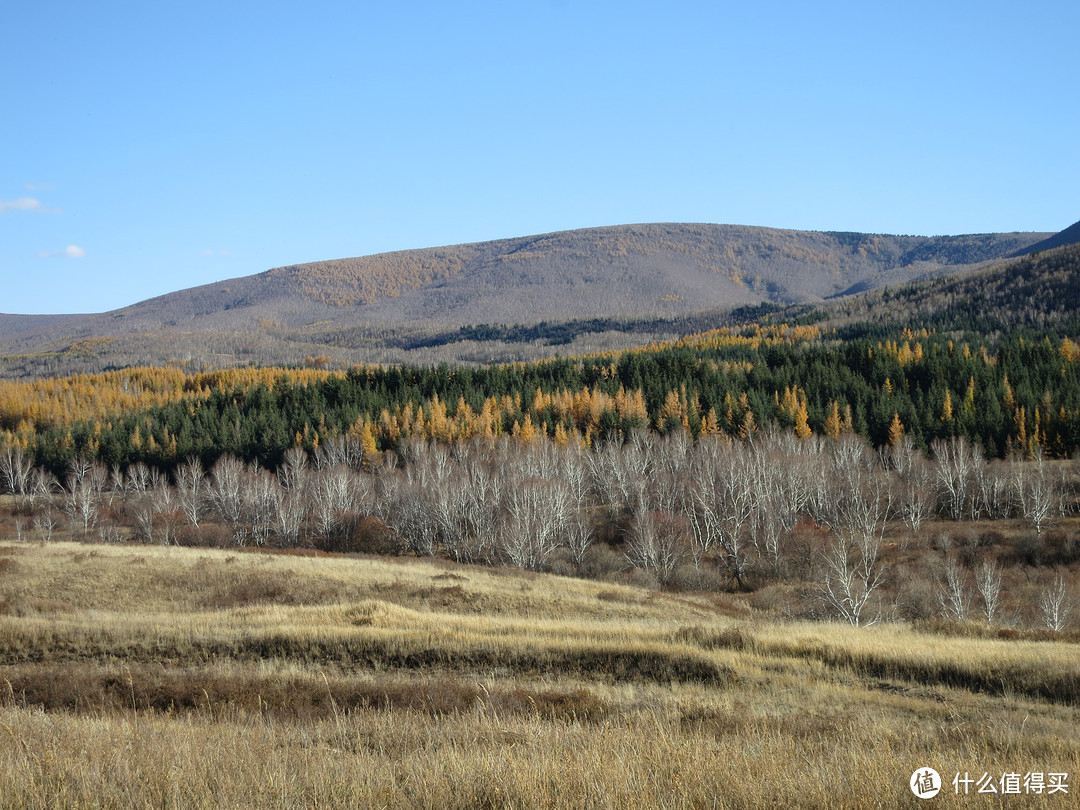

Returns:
0,539,1076,808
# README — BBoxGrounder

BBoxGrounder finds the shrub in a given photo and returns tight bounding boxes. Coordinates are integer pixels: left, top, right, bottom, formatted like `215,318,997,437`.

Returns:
176,523,232,548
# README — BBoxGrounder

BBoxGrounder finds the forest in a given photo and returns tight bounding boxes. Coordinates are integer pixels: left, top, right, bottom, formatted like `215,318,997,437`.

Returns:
3,322,1080,475
3,236,1080,630
1,314,1079,630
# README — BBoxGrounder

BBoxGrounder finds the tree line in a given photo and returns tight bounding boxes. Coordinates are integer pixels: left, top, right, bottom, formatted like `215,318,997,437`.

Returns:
3,324,1080,476
1,429,1075,629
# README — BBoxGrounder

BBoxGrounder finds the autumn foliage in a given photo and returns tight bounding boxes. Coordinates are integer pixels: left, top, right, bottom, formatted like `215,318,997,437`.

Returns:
3,323,1080,473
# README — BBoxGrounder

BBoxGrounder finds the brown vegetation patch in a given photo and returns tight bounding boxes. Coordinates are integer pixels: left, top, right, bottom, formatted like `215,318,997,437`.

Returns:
406,583,469,609
0,596,76,616
595,588,634,603
484,686,610,722
673,625,752,651
197,574,342,609
0,557,24,575
866,679,948,703
160,561,347,610
0,664,483,719
681,705,866,743
912,617,1080,645
0,627,735,687
0,664,611,723
763,636,1080,706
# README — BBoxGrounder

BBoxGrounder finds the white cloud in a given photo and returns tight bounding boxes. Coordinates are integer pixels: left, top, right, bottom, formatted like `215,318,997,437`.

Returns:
1,197,42,213
1,196,61,214
38,244,87,258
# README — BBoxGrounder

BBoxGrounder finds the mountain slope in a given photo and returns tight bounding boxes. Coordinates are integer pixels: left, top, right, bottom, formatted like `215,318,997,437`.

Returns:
1012,218,1080,256
818,240,1080,334
0,221,1063,378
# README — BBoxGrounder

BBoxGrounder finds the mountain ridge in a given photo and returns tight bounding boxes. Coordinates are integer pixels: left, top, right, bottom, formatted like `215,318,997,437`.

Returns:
1,220,1072,378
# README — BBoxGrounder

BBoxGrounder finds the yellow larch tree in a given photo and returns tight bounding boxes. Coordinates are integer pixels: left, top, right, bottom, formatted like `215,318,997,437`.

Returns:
738,408,757,440
942,389,954,422
657,389,684,430
699,407,722,437
887,412,904,446
516,413,538,444
823,400,842,439
793,393,812,439
962,377,976,418
553,421,570,447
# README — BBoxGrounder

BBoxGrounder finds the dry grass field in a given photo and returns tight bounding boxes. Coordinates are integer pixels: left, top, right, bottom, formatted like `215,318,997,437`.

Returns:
0,540,1077,808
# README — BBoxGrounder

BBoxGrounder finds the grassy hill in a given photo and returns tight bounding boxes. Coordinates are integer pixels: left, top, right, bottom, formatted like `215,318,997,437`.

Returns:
0,222,1058,378
1,540,1076,808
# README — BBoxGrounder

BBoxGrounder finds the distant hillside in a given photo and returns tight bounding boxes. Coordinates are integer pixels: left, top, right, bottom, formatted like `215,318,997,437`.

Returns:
0,221,1065,378
265,224,1049,321
819,240,1080,335
1011,219,1080,256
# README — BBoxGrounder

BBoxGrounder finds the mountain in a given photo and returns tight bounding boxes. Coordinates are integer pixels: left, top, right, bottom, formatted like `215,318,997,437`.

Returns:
0,221,1068,378
1012,218,1080,256
818,239,1080,334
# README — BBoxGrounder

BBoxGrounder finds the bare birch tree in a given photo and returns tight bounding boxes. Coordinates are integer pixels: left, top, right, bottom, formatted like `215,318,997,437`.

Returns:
208,454,246,542
563,510,594,568
309,464,364,543
276,446,309,493
63,457,106,537
0,444,33,509
974,557,1003,623
816,437,892,625
242,467,282,546
500,476,569,571
175,458,206,527
938,556,971,621
888,437,937,534
932,437,981,521
1039,574,1072,631
1011,451,1056,535
819,532,886,626
625,499,688,587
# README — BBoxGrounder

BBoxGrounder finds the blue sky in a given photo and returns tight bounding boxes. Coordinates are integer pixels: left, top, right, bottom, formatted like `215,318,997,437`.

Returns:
2,1,1078,314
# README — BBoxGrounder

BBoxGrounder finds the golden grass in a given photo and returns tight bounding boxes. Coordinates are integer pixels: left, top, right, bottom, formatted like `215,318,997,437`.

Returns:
1,540,1078,808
